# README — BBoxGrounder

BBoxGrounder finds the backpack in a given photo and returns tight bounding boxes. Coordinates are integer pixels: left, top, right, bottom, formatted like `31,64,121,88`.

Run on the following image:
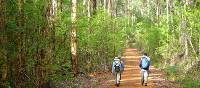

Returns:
141,57,149,69
114,61,121,72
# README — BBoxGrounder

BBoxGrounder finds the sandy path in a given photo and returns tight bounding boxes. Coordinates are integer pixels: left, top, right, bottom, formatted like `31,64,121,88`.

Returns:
99,48,162,88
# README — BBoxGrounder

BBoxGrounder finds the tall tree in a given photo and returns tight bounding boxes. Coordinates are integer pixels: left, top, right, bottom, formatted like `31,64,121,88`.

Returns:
88,0,91,18
15,0,25,87
104,0,107,11
60,0,63,13
0,0,7,87
92,0,97,14
107,0,112,15
71,0,78,76
166,0,169,25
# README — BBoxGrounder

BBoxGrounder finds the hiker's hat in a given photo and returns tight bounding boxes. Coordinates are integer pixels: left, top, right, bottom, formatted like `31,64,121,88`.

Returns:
114,57,120,61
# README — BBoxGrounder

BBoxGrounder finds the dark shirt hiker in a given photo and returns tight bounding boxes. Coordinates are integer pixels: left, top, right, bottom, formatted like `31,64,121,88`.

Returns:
112,57,124,87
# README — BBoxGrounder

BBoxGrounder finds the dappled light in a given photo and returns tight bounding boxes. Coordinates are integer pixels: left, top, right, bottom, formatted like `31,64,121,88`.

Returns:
1,0,199,87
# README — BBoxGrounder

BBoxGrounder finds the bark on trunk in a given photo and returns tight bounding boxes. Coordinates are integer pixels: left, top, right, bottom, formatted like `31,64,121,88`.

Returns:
0,0,7,84
104,0,107,11
92,0,97,15
107,0,112,15
71,0,78,76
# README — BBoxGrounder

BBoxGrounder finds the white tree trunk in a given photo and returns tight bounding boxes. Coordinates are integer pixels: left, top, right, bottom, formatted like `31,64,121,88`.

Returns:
71,0,78,76
52,0,57,16
87,0,91,18
83,0,87,5
166,0,169,25
107,0,112,15
170,0,174,32
104,0,107,11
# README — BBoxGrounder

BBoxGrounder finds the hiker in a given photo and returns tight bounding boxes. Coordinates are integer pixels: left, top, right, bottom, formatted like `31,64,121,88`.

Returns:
112,57,124,87
139,53,150,86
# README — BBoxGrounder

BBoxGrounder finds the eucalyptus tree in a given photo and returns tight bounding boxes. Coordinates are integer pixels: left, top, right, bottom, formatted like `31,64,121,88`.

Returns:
71,0,78,76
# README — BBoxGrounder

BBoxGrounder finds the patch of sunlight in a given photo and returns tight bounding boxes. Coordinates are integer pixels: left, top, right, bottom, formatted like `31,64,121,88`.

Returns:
132,74,141,76
149,74,162,76
125,67,140,70
122,56,141,58
127,59,139,62
132,66,140,68
120,77,141,82
135,83,153,86
125,65,136,68
151,77,165,81
149,77,153,79
108,79,115,82
125,48,137,51
121,74,141,78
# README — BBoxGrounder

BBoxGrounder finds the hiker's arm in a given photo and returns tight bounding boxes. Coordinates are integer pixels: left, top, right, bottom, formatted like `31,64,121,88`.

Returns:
139,60,142,68
112,62,115,73
121,62,124,72
147,60,150,70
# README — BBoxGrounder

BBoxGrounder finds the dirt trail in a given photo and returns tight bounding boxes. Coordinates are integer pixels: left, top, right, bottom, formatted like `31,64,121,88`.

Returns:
98,48,174,88
118,48,153,88
57,48,180,88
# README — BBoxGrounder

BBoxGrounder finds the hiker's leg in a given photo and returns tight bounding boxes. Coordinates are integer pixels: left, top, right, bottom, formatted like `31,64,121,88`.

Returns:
120,73,121,80
144,70,148,84
140,70,144,85
116,72,120,84
115,73,117,85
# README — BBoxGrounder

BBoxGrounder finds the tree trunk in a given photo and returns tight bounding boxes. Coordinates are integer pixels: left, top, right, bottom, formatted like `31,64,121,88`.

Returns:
92,0,97,15
60,0,63,12
166,0,170,58
52,0,57,16
170,0,174,32
88,0,91,18
156,0,160,26
15,0,26,87
113,0,117,17
71,0,78,76
127,0,130,25
0,0,8,85
51,0,57,62
87,0,92,33
83,0,87,14
83,0,87,5
147,0,150,17
107,0,112,15
104,0,107,11
166,0,169,25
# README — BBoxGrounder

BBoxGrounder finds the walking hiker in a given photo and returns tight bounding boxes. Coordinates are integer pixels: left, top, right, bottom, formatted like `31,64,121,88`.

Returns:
112,57,124,87
139,53,150,86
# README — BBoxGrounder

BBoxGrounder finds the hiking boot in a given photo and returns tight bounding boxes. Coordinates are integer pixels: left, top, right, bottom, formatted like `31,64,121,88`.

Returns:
115,83,119,87
145,83,147,86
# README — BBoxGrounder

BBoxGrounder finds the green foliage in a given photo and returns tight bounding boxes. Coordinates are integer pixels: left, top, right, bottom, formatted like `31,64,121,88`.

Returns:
77,9,126,72
163,66,178,80
132,0,200,87
1,0,199,87
176,77,200,88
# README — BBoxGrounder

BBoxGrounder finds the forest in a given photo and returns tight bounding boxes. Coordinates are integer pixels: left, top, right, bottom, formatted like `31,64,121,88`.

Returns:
0,0,199,88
